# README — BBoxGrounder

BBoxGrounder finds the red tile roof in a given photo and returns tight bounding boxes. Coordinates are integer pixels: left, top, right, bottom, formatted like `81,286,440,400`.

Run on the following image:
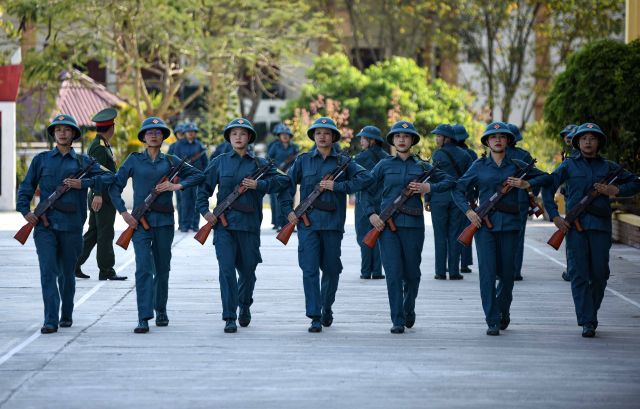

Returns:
53,70,126,127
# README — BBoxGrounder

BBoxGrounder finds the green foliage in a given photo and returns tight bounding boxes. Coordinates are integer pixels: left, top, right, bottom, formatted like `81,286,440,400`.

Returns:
520,120,562,173
283,53,484,158
544,39,640,173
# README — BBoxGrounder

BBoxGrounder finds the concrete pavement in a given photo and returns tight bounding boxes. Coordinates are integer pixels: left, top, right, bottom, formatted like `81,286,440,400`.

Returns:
0,210,639,409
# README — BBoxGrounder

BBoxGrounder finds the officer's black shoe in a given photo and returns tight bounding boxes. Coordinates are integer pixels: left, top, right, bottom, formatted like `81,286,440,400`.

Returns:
308,319,322,333
434,275,446,280
514,275,523,281
321,311,333,327
405,314,416,329
239,308,251,327
561,271,571,282
486,325,500,336
460,267,472,273
360,274,371,279
75,270,90,279
499,314,510,330
582,324,596,338
224,319,237,333
390,325,405,334
59,318,73,328
155,313,169,327
449,275,464,280
40,325,58,334
371,274,385,279
99,274,128,281
134,320,149,334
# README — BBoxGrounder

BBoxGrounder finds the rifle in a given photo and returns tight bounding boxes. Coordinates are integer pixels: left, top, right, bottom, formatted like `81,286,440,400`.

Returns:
115,155,191,250
362,162,440,248
14,157,98,245
278,153,297,172
458,159,538,247
194,160,275,245
276,151,353,245
527,189,544,217
547,164,625,250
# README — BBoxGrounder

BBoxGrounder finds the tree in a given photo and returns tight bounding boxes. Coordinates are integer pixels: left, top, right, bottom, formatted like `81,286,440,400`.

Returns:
282,53,484,157
544,39,640,174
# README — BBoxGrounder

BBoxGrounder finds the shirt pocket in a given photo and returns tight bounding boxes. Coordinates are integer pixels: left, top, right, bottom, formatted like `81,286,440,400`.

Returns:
219,168,238,190
384,168,403,188
302,167,318,188
40,167,59,191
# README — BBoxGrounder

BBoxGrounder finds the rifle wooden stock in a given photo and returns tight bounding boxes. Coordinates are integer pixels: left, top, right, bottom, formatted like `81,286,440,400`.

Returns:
219,213,228,227
547,229,565,250
194,222,214,245
362,228,381,249
14,222,34,245
457,223,479,247
116,226,135,250
276,222,296,245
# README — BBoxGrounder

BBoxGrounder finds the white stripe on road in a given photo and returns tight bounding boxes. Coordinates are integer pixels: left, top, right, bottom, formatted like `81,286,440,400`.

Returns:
524,242,640,310
0,254,136,367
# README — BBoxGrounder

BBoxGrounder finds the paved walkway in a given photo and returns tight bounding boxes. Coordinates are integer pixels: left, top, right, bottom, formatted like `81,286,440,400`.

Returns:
0,210,639,409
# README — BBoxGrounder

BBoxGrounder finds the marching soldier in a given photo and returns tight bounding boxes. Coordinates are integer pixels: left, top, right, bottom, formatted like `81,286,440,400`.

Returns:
74,108,127,281
197,118,289,333
17,114,111,333
452,122,550,336
267,123,299,231
506,123,535,281
168,123,185,228
453,124,478,273
366,121,454,333
110,117,204,333
353,125,389,280
558,124,578,282
173,122,208,232
280,117,372,332
542,123,639,337
426,124,472,280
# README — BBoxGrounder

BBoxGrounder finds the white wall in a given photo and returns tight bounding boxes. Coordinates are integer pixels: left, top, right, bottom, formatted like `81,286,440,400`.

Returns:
0,102,17,210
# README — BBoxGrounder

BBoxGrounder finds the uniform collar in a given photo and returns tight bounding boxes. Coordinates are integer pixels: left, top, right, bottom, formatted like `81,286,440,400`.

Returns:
311,145,338,158
51,146,78,159
142,149,166,162
230,149,255,159
97,134,111,148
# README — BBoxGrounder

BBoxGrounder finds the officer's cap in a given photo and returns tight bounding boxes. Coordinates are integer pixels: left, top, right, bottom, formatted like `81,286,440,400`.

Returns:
92,108,117,127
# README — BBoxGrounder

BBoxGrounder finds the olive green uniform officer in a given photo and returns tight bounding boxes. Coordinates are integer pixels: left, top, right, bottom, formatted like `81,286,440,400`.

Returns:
74,108,127,280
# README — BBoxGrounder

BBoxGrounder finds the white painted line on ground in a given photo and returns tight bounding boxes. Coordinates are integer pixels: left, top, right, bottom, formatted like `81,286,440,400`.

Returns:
0,254,136,367
525,242,640,310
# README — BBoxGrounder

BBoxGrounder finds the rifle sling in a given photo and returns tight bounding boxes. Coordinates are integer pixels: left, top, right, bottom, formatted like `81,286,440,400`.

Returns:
439,148,463,178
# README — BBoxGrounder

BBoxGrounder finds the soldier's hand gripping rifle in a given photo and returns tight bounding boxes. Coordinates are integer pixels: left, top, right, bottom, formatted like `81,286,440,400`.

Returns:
527,188,544,218
458,159,538,247
115,154,194,250
14,157,97,245
362,162,440,249
276,153,353,245
194,160,275,245
547,164,625,250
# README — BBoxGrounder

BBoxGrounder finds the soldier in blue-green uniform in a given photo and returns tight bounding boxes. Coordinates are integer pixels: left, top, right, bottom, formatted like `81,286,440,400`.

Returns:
110,117,204,334
354,125,389,280
279,117,372,332
365,121,455,333
267,123,299,231
558,124,578,282
173,122,208,232
197,118,289,333
542,123,640,338
453,122,550,336
506,123,535,281
17,114,112,334
74,108,127,281
425,124,472,280
453,124,478,273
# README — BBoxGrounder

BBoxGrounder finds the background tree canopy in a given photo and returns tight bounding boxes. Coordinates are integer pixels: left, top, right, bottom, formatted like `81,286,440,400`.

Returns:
544,39,640,174
281,53,484,157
